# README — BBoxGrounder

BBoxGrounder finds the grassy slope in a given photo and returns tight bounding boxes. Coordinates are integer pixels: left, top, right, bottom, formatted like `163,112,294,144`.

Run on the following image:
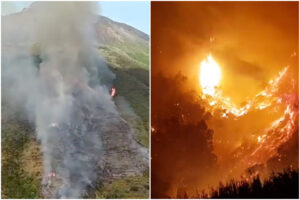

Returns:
95,170,149,199
94,42,149,198
100,42,149,147
1,119,41,199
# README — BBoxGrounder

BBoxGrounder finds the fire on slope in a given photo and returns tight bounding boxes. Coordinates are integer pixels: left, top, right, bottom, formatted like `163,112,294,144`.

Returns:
200,55,291,118
199,54,299,179
110,87,116,97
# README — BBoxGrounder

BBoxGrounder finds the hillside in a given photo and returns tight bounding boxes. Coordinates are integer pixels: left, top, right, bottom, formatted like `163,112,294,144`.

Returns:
97,16,149,70
96,15,149,147
2,8,149,199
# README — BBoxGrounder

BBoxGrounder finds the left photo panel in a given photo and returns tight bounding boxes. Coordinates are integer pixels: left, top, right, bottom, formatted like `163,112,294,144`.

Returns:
1,1,149,199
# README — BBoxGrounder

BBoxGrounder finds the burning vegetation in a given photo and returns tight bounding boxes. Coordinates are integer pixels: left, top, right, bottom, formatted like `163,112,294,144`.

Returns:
151,1,298,198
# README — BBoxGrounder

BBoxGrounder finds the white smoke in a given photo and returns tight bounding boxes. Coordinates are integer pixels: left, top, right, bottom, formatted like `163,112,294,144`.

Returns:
2,2,120,198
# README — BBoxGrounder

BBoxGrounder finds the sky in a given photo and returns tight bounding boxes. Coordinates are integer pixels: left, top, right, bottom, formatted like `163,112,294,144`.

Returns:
1,1,150,34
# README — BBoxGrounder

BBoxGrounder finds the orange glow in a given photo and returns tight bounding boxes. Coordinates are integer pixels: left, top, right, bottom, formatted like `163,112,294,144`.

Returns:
151,1,298,198
202,66,289,118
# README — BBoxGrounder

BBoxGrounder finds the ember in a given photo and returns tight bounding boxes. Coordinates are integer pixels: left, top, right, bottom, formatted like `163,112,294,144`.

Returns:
110,87,116,97
48,172,56,178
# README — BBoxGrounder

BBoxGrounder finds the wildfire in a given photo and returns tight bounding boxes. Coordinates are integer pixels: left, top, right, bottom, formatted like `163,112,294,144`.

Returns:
199,54,298,171
199,55,290,119
110,87,116,97
48,172,56,178
199,54,222,96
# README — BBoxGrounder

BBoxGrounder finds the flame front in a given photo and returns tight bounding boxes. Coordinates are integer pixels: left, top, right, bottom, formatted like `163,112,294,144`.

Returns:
200,58,291,118
200,54,298,178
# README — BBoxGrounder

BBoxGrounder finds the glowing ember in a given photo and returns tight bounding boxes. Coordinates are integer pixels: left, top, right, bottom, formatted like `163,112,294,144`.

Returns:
257,136,262,143
48,172,56,178
199,54,222,96
110,87,116,97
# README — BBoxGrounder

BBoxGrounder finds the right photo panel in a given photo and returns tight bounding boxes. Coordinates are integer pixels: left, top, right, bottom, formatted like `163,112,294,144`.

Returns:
151,1,299,199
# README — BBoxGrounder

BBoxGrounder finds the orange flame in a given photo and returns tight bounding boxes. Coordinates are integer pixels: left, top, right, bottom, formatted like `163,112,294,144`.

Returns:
110,87,116,97
202,66,289,118
202,64,298,171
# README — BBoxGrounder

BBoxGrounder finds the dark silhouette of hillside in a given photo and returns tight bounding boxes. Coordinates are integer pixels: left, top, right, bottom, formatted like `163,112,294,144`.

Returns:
208,169,299,198
151,74,218,198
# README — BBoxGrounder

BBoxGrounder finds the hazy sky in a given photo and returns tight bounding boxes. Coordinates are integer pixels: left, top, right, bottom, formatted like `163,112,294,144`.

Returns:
1,1,150,34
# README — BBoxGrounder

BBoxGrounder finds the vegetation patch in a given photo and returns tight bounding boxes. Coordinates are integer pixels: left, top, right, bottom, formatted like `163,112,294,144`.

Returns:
1,120,41,198
95,172,149,199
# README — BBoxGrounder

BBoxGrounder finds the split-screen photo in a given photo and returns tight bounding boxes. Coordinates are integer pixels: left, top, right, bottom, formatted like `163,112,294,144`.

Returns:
1,1,299,199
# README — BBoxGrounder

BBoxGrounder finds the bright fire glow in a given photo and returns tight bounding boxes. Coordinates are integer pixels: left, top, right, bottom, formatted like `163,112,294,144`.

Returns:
200,57,298,170
201,64,290,118
200,55,222,96
110,87,116,97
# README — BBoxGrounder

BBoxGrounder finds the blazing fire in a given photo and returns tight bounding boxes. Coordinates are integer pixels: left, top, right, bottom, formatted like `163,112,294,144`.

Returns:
199,54,222,96
200,55,291,118
199,54,298,172
151,2,298,198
